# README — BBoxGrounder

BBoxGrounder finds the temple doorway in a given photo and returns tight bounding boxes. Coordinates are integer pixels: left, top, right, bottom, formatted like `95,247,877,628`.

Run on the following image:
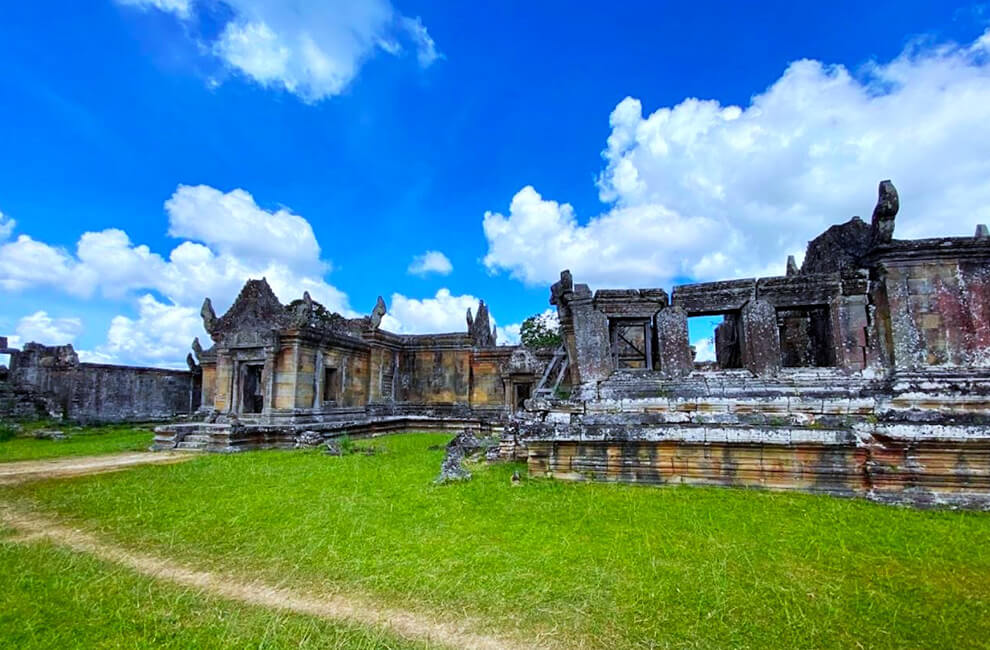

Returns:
241,364,264,414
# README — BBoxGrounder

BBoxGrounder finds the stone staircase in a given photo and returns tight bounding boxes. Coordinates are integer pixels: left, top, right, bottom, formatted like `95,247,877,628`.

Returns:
175,433,211,451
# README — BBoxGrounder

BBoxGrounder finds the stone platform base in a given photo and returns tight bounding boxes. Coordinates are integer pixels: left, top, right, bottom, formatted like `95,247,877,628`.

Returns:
526,434,990,509
154,414,503,453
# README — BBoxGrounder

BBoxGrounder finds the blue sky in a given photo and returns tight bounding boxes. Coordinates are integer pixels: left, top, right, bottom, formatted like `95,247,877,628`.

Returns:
2,1,990,366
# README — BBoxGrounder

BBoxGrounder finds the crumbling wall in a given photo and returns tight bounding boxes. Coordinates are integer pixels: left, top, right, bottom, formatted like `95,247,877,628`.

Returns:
875,247,990,368
8,344,199,423
513,182,990,508
516,369,990,508
396,340,472,405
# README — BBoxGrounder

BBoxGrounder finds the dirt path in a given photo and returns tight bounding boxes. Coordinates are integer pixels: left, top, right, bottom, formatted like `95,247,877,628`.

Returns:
0,506,535,650
0,452,194,485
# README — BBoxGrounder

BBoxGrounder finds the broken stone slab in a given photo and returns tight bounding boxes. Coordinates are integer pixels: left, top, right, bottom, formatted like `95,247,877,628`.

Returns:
294,430,323,448
657,306,693,377
33,429,68,441
434,430,483,483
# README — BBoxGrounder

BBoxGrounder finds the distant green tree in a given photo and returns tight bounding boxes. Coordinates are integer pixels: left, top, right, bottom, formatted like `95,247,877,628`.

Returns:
519,312,562,348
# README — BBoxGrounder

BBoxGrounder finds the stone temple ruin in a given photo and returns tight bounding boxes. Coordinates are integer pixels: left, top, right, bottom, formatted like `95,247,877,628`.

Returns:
151,280,552,451
2,181,989,507
513,181,990,508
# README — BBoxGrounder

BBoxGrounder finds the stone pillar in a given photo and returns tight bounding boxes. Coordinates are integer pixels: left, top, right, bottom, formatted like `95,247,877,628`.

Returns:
715,314,742,368
262,348,276,414
570,289,613,380
878,266,925,370
656,306,693,377
313,350,324,409
740,299,781,377
833,295,872,371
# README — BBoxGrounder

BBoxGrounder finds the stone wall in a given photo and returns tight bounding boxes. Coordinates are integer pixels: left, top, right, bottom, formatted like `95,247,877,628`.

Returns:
515,183,990,508
4,343,199,423
514,369,990,508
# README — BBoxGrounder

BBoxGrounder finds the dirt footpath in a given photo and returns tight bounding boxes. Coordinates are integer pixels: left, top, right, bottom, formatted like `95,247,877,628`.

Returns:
0,506,533,650
0,452,194,485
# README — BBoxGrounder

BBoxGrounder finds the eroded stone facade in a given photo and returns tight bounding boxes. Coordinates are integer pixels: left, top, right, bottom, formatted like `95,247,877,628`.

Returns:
0,340,199,423
154,280,549,451
513,182,990,508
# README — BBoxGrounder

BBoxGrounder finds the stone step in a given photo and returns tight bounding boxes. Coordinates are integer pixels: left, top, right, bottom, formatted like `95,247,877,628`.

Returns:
176,441,207,451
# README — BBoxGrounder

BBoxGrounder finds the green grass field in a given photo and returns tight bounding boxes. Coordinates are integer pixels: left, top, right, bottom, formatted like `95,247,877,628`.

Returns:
0,532,425,649
0,421,152,462
2,432,989,648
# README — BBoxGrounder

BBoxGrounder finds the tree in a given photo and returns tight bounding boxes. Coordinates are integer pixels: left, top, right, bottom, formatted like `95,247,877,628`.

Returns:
519,311,562,348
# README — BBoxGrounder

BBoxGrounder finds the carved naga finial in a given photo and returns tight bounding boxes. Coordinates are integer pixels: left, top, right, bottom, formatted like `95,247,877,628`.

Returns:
370,296,386,330
467,300,495,347
191,337,204,361
201,298,217,335
869,180,899,247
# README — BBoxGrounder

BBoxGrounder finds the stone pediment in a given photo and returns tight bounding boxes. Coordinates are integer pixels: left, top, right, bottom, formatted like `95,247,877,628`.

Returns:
203,278,290,345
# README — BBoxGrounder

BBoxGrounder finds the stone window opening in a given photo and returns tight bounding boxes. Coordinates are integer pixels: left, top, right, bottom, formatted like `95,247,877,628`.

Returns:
323,367,340,403
609,318,654,370
684,312,743,370
776,305,835,368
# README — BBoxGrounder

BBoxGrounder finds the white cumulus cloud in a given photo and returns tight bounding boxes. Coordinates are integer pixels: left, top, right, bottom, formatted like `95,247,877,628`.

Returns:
484,29,990,289
401,16,442,68
0,185,351,367
0,211,14,241
381,289,495,335
86,294,202,368
117,0,441,102
14,311,84,346
407,250,453,276
116,0,191,18
692,337,716,363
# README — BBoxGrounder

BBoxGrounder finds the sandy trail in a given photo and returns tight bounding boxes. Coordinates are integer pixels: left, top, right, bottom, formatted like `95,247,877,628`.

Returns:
0,452,193,485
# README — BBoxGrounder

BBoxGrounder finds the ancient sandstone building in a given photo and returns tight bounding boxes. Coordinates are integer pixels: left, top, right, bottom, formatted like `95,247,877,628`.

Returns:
4,180,989,507
153,279,549,451
513,181,990,507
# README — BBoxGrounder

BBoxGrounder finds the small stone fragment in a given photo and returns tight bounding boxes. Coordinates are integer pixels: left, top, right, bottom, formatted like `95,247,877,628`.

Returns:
294,430,323,448
33,429,67,441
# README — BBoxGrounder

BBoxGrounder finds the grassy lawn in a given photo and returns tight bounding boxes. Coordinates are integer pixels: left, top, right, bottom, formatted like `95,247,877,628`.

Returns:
0,530,426,649
0,421,153,462
2,432,989,648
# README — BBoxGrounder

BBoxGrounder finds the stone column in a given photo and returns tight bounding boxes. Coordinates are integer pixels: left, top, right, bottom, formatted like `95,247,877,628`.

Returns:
879,266,925,370
264,347,276,414
313,350,324,409
740,299,781,377
656,306,693,377
567,285,613,387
